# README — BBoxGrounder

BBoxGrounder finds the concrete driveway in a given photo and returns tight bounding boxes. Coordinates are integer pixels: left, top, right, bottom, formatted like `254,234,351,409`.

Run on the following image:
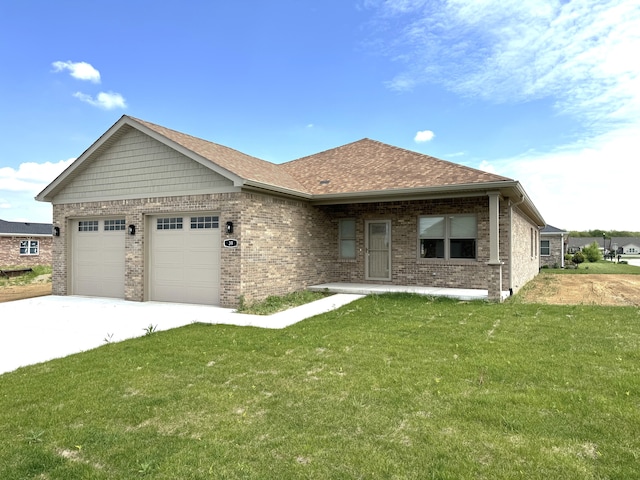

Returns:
0,294,364,375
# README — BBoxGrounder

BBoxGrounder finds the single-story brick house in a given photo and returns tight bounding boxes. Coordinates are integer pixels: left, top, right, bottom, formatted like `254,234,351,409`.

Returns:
0,219,53,267
540,224,568,268
36,115,545,307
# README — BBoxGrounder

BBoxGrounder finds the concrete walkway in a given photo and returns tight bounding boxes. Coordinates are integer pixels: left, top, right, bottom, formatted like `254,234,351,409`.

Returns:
0,293,364,375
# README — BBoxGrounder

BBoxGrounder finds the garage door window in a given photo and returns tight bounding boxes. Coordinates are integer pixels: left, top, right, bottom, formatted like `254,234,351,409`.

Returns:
78,220,99,232
104,219,126,231
190,216,219,229
157,217,183,230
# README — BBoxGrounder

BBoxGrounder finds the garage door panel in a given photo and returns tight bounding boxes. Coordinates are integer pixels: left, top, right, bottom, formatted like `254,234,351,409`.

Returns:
71,219,125,298
149,214,220,305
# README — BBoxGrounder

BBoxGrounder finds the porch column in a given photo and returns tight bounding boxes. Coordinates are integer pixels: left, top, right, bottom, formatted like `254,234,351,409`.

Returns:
487,192,503,302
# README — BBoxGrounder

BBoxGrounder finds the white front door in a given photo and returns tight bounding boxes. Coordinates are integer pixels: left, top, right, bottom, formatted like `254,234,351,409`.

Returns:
365,220,391,281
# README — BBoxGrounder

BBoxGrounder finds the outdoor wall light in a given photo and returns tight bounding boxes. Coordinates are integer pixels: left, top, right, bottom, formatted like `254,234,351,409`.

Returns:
226,221,233,234
53,226,60,237
128,224,136,235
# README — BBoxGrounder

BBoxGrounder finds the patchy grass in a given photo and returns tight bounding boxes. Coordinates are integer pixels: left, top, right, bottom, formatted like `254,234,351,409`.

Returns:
236,290,332,315
547,260,640,274
1,294,639,478
0,265,51,286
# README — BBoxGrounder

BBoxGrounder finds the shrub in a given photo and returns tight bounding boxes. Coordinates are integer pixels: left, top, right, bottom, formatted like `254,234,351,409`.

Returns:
572,251,585,267
582,242,602,262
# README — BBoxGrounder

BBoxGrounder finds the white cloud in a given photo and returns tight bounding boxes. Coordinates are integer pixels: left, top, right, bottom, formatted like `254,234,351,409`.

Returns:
414,130,435,143
52,60,101,83
0,159,74,223
371,0,640,130
488,126,639,231
73,91,127,110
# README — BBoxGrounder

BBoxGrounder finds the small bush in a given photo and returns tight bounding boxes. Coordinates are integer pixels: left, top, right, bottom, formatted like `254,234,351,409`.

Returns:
572,251,585,267
582,242,602,262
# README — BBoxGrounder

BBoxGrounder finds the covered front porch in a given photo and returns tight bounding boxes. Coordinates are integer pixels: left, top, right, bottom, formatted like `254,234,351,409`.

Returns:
309,283,511,302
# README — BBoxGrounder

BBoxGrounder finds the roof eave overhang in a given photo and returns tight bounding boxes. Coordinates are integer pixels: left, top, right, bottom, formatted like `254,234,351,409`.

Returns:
309,180,546,227
241,180,313,200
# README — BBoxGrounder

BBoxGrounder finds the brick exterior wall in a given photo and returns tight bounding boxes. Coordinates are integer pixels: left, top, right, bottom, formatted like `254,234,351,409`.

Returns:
509,206,541,293
540,234,565,268
319,197,513,293
0,236,53,267
52,193,243,304
51,192,535,307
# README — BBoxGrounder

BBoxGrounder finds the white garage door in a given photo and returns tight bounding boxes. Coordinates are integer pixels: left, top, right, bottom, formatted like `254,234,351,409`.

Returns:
149,215,221,305
71,218,126,298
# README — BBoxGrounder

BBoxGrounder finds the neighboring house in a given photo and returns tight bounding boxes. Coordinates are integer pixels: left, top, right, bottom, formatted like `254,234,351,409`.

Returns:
36,115,545,307
566,237,640,256
620,242,640,255
540,224,567,268
0,219,53,267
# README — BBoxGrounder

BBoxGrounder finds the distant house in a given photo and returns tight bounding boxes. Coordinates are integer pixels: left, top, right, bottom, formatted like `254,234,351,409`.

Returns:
0,219,53,267
620,242,640,255
35,115,545,307
566,236,640,257
540,225,568,268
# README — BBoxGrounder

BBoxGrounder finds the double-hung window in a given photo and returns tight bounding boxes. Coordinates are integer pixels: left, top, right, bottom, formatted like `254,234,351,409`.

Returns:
339,219,356,259
540,240,550,256
19,240,39,255
419,215,477,260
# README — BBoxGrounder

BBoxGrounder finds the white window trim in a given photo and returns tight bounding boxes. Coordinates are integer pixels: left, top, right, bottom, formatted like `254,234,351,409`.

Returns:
19,239,40,256
418,214,478,260
540,239,551,256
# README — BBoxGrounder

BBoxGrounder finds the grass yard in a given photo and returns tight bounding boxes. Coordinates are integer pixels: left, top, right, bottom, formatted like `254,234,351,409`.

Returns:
1,294,639,479
545,260,640,275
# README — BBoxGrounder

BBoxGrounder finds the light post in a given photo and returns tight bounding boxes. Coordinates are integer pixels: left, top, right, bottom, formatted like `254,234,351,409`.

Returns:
603,233,606,258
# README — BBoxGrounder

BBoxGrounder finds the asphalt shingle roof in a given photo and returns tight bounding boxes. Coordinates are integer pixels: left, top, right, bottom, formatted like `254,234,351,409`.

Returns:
131,117,308,194
132,118,512,196
0,219,52,235
280,138,513,195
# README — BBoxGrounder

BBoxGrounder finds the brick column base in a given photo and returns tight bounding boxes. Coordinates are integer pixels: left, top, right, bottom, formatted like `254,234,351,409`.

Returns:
487,262,503,302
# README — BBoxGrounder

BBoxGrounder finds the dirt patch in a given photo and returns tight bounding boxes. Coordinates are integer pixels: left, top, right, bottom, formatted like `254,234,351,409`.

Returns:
0,274,52,303
515,274,640,307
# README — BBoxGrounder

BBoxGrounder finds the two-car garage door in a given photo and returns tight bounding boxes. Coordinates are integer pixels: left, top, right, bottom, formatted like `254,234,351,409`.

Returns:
70,215,221,305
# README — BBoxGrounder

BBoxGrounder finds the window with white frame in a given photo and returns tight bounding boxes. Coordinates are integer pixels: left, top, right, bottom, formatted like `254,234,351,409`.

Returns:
339,219,356,259
157,217,183,230
19,240,39,255
190,216,219,229
104,219,126,231
419,215,477,259
541,240,550,256
78,220,99,232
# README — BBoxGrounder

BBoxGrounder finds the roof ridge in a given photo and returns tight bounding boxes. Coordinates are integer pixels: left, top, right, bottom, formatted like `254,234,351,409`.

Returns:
127,116,268,163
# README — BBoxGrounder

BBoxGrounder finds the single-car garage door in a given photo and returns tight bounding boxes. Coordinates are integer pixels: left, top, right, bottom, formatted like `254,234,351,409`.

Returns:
71,218,126,298
149,214,221,305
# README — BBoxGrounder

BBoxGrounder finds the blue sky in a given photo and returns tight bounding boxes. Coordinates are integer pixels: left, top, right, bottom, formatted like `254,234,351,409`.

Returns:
1,0,639,231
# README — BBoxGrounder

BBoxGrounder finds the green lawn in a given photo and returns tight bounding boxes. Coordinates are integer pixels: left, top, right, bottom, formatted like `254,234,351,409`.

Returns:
544,259,640,274
1,294,639,479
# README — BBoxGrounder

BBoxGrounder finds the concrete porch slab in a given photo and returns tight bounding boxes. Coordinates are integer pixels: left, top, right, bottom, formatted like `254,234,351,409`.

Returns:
309,283,511,301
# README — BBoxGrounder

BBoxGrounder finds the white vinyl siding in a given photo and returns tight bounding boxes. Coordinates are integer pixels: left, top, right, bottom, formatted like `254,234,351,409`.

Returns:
53,128,235,203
